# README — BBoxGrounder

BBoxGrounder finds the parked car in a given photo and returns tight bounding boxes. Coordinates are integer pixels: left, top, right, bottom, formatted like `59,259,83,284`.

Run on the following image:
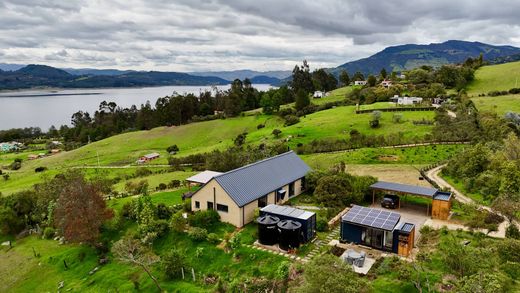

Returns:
381,194,399,209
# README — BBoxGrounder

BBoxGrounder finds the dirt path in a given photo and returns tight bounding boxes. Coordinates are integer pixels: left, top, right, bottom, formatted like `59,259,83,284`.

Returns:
426,164,511,238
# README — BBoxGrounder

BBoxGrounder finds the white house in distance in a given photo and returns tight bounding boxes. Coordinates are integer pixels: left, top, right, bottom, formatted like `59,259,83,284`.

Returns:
390,95,423,105
189,151,311,227
354,80,367,86
313,91,325,98
380,79,392,88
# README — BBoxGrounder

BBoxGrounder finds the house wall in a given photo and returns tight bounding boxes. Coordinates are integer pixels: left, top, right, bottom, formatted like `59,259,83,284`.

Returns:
432,199,451,220
340,222,363,244
191,177,306,227
191,179,242,227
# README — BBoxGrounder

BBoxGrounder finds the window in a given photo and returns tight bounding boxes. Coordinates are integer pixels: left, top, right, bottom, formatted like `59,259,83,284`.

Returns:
195,201,200,209
207,201,214,210
258,195,268,208
216,204,228,213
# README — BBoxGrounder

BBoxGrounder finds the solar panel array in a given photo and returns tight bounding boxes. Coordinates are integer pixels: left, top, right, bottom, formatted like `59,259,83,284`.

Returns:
342,205,400,231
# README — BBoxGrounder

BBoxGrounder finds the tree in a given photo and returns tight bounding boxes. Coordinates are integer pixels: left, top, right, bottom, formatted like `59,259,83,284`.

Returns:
54,173,113,244
312,68,338,92
234,132,247,146
166,145,179,154
352,71,365,81
298,254,370,293
295,89,311,111
380,68,388,80
291,60,314,95
367,75,377,87
339,70,350,86
112,237,162,292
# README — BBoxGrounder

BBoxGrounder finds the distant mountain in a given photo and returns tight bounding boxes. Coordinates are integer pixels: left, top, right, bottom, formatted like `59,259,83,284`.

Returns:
333,40,520,75
0,64,229,90
188,69,291,81
62,68,135,76
249,75,282,85
0,63,25,71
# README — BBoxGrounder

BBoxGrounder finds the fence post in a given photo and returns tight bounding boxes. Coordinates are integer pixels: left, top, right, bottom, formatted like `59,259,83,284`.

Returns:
182,267,185,279
192,268,195,281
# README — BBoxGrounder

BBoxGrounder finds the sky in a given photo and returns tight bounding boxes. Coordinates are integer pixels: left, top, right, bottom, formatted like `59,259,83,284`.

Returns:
1,0,520,72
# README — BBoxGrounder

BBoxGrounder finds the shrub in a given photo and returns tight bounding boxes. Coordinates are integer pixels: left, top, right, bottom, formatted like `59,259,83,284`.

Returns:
284,115,300,126
156,203,172,220
156,183,167,191
188,227,208,241
152,219,170,237
10,161,21,170
369,119,380,128
120,202,136,220
162,249,187,280
506,224,520,240
207,233,220,244
392,113,403,123
188,210,220,228
35,166,47,173
257,124,265,129
275,261,290,279
43,227,55,239
135,168,152,178
170,212,187,232
168,180,181,189
166,145,179,154
316,217,329,232
272,129,282,138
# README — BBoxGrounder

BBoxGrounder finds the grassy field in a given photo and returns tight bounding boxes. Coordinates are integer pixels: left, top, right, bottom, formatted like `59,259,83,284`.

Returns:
112,170,197,192
471,94,520,114
466,60,520,95
1,99,437,195
301,144,465,169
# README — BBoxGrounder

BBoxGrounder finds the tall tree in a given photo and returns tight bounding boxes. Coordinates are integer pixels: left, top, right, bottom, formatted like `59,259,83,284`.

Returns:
380,68,388,80
54,172,113,244
352,71,365,81
291,60,314,95
339,70,350,86
367,75,377,87
295,89,310,111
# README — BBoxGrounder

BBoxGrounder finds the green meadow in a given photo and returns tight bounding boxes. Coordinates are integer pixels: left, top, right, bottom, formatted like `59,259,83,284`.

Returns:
466,60,520,95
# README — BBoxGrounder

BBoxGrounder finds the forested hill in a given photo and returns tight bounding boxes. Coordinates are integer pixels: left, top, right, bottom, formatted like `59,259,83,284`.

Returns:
332,40,520,75
0,64,230,90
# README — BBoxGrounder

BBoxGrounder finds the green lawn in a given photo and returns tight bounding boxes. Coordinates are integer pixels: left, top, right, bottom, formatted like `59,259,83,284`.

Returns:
112,170,197,192
108,189,188,213
439,173,488,205
471,94,520,115
466,60,520,95
301,144,464,168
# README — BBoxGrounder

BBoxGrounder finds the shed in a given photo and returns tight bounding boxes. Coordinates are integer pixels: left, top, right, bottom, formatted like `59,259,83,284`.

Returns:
394,222,415,257
340,205,401,251
432,191,452,220
260,204,316,242
186,170,223,190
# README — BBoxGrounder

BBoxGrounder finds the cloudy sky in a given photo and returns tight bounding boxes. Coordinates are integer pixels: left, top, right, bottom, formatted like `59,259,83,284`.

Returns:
1,0,520,72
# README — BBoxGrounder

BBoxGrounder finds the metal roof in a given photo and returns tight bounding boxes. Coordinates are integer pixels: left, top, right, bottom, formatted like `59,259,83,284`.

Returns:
261,204,315,220
399,222,415,233
433,191,452,201
370,181,438,197
342,205,401,231
214,151,311,207
186,170,223,184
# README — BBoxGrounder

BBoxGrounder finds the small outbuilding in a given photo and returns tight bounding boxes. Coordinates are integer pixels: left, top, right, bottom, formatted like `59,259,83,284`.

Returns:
186,170,223,189
260,204,316,242
137,152,160,164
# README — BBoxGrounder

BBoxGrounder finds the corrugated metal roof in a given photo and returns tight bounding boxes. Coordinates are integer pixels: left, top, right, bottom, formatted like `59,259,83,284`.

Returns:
260,204,315,220
370,181,437,197
186,170,223,184
433,191,452,201
214,151,311,207
342,205,401,231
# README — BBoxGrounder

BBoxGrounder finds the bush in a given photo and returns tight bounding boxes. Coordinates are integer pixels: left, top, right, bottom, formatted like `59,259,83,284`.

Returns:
156,183,167,191
316,217,329,232
35,166,47,173
120,202,136,220
152,219,170,237
157,203,172,220
188,210,220,228
10,161,21,170
168,180,181,189
207,233,220,244
166,145,179,154
43,227,55,239
369,119,380,128
275,261,290,279
257,124,265,129
188,227,208,241
170,212,187,232
272,129,282,138
284,115,300,126
135,168,152,178
506,224,520,240
162,249,187,280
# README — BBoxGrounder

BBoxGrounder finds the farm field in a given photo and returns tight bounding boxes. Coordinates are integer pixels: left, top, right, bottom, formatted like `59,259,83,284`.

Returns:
466,60,520,95
471,94,520,114
1,98,437,195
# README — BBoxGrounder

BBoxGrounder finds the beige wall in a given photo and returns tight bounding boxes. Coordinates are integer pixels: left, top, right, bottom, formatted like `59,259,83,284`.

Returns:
191,177,306,227
191,179,243,227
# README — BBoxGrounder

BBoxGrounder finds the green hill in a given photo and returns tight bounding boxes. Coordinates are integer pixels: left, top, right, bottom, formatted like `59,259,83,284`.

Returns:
467,61,520,114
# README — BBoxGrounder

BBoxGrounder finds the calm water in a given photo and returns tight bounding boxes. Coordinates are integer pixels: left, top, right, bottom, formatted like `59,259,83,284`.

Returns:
0,84,273,130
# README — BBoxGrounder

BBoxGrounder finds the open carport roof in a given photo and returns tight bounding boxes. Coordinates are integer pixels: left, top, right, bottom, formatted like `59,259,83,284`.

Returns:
370,181,438,198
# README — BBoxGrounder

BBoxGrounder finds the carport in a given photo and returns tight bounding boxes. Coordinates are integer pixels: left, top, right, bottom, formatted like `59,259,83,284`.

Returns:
369,181,452,220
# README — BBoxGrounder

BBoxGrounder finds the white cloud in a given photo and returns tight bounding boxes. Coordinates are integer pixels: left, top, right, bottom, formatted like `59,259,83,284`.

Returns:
0,0,519,71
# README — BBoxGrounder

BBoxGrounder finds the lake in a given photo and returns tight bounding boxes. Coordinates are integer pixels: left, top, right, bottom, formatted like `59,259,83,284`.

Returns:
0,84,274,130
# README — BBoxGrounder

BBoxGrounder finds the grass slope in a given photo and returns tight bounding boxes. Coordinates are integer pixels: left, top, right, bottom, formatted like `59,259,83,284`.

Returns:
467,60,520,95
471,95,520,114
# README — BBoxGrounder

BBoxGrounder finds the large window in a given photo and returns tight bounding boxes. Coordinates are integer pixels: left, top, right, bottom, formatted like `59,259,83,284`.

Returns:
217,204,228,213
258,195,268,208
195,201,200,209
207,201,214,210
384,230,393,250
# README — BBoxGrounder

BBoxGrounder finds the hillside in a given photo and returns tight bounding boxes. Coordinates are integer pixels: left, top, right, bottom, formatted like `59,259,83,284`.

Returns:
333,40,520,75
0,65,229,90
467,61,520,114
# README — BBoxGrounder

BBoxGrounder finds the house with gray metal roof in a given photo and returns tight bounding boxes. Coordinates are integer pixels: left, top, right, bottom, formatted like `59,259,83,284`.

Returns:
190,151,311,227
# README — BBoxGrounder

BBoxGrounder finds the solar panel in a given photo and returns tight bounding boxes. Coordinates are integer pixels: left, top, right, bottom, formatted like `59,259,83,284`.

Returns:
342,205,401,231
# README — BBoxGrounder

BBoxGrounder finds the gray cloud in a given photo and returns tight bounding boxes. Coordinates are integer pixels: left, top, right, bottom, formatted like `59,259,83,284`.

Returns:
0,0,519,71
